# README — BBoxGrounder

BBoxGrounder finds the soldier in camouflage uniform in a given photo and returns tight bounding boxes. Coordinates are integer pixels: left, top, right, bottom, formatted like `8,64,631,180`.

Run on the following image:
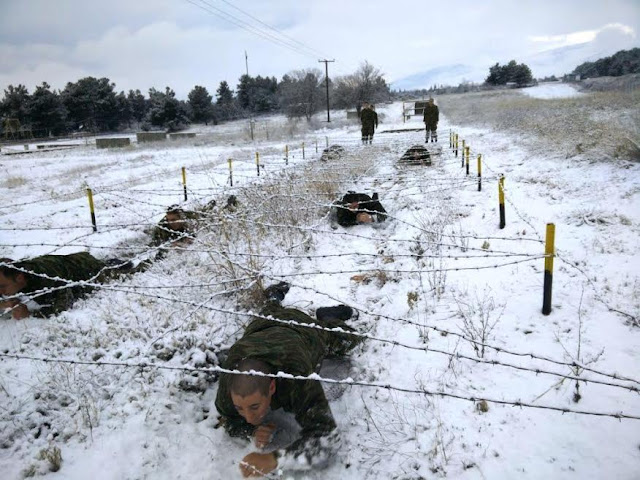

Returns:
215,283,361,477
423,97,439,143
0,252,120,319
334,191,387,226
151,196,238,248
360,103,378,145
151,205,204,247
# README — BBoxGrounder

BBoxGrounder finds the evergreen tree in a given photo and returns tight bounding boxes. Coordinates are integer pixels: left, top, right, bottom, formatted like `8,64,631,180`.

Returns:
127,89,148,124
215,80,239,122
115,91,132,129
1,84,30,124
572,48,640,78
188,85,214,125
61,77,119,132
146,87,190,132
27,82,67,136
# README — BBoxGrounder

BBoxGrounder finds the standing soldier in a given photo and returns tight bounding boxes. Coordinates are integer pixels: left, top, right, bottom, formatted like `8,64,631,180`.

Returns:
360,103,378,145
423,97,439,143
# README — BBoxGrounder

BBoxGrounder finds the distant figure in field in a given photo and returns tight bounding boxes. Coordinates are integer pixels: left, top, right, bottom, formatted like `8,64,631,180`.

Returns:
360,103,378,145
320,145,345,162
333,192,387,226
423,97,439,143
0,253,130,319
399,145,432,166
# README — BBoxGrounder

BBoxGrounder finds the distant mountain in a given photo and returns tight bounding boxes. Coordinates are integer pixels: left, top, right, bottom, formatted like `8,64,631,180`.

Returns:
391,64,482,90
392,38,639,90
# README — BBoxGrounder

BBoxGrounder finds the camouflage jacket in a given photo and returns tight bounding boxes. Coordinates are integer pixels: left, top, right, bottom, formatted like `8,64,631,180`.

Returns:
13,252,106,317
423,103,439,125
150,210,202,246
360,108,378,128
335,192,387,226
215,304,341,468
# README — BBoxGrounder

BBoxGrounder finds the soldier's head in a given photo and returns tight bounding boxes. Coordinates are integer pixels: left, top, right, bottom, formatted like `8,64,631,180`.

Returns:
164,205,186,231
428,97,435,104
0,259,27,297
356,212,374,223
229,358,275,426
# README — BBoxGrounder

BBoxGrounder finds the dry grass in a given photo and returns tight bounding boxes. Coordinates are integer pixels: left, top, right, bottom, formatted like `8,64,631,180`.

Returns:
1,175,28,188
439,89,640,162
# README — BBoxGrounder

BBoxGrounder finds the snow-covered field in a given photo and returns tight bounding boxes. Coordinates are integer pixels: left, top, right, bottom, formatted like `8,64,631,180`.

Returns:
1,99,639,480
521,82,583,99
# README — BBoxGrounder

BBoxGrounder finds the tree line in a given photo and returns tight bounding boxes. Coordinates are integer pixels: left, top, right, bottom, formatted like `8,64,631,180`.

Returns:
571,48,640,79
0,61,390,139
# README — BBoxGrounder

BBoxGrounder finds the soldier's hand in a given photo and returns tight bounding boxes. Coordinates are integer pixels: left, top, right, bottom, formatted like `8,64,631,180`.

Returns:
253,423,276,449
11,303,29,320
240,452,277,478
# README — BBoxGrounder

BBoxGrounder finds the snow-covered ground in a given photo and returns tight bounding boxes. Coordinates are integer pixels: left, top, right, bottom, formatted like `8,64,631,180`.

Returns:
1,100,639,480
521,82,583,99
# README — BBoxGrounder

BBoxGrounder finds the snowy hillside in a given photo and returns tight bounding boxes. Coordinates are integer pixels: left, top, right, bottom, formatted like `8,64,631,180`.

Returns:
1,98,639,480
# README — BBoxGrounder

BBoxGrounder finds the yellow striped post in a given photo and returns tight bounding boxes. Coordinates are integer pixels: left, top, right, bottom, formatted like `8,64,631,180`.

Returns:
228,158,233,186
542,223,556,315
255,152,260,177
455,134,459,157
181,167,187,201
302,142,305,159
477,154,482,191
86,188,97,232
498,175,506,229
449,130,452,149
461,140,466,167
465,146,470,175
285,145,289,165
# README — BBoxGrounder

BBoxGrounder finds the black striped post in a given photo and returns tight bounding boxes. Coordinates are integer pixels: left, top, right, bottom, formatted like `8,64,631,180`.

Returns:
477,155,482,191
499,175,506,229
181,167,187,201
86,188,97,232
542,223,556,315
465,146,470,175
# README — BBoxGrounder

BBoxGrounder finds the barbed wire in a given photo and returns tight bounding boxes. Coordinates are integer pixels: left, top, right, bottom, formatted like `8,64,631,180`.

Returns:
1,353,638,420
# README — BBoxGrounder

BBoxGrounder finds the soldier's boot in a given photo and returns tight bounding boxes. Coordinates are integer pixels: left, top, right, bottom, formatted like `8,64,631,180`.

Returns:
316,305,355,323
264,282,290,303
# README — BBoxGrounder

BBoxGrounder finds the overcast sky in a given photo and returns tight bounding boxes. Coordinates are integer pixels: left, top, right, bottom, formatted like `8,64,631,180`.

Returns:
1,0,638,98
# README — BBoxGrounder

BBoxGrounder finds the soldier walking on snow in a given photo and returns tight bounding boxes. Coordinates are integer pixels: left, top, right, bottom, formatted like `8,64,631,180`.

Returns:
360,103,378,145
423,97,439,143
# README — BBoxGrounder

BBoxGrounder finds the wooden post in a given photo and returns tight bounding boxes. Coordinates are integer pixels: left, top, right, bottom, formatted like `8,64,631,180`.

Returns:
542,223,556,315
461,140,466,168
315,139,318,153
477,154,482,191
499,175,506,229
181,167,187,201
86,188,97,232
325,136,329,148
228,158,233,186
285,145,289,165
302,142,305,159
449,130,453,149
455,134,459,157
256,152,260,177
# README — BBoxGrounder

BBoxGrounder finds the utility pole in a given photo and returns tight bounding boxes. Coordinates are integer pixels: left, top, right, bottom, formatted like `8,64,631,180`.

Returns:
318,59,334,122
245,50,255,141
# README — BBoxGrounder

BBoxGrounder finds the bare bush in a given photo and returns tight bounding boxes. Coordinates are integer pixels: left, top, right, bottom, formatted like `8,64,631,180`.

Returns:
453,287,505,358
